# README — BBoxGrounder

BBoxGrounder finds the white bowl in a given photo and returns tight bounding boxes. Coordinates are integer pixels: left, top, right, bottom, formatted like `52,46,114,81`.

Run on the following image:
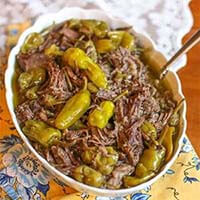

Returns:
5,7,187,197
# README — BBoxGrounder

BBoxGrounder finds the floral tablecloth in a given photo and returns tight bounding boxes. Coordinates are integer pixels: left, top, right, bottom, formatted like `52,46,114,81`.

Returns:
0,1,200,200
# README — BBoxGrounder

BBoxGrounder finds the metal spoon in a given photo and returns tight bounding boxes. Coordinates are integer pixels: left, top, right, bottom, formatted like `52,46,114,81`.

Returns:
160,29,200,79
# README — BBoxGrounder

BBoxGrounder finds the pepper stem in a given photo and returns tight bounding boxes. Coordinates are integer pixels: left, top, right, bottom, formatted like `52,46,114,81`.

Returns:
174,99,185,114
113,90,128,102
158,125,169,145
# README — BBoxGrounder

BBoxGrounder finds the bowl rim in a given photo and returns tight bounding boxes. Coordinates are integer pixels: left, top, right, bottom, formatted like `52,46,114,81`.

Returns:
5,7,187,196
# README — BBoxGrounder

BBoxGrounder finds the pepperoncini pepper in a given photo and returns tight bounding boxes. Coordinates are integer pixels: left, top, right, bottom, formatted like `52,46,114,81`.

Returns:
44,44,64,56
73,165,104,187
121,32,134,50
95,146,119,175
108,31,125,47
94,31,134,53
158,125,175,162
25,86,39,99
95,39,115,53
63,48,90,69
108,30,135,50
94,21,109,38
141,121,157,144
123,146,165,187
22,120,61,147
123,172,155,188
63,48,107,88
85,60,107,89
18,67,46,90
88,101,115,129
80,19,109,38
55,78,91,129
135,146,166,177
21,32,44,53
82,146,119,175
162,127,175,162
87,82,98,93
18,72,32,90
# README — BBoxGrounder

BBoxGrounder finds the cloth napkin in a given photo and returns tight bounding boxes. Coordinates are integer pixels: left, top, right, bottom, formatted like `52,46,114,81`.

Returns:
0,22,199,200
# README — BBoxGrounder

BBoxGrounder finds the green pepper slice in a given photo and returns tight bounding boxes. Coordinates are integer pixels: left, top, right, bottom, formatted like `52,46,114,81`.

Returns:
88,101,115,129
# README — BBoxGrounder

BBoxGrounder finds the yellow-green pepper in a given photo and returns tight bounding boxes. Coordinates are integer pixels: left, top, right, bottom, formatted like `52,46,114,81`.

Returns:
63,48,107,88
55,80,91,129
123,172,155,187
73,165,104,187
95,39,115,53
95,146,119,175
108,30,134,50
85,60,107,88
44,44,64,56
135,146,166,178
82,146,119,175
25,86,39,99
158,126,175,162
18,72,32,90
18,67,46,90
87,82,98,93
94,21,109,38
108,31,125,47
88,101,115,129
121,32,134,50
21,32,44,53
141,121,157,139
22,120,61,147
81,19,109,38
123,146,165,187
63,47,90,69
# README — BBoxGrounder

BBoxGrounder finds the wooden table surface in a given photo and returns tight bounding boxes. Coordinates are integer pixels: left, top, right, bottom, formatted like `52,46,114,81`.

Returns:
178,0,200,156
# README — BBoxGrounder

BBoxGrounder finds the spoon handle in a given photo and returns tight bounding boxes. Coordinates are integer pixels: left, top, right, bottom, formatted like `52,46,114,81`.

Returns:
160,29,200,79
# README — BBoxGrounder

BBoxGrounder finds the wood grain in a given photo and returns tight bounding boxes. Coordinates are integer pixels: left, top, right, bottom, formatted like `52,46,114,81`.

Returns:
178,0,200,156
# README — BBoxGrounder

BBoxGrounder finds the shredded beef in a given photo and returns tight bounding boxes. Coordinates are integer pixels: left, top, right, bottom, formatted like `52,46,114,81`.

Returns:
107,164,134,189
39,31,62,51
89,127,116,146
117,118,144,166
38,61,71,103
17,53,50,71
15,100,50,124
60,27,79,40
45,145,78,175
109,47,140,78
15,101,34,123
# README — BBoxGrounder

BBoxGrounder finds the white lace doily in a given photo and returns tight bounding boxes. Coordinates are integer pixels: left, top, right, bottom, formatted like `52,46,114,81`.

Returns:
0,0,193,71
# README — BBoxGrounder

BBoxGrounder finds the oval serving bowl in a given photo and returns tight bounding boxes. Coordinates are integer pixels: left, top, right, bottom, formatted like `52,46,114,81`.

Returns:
5,7,187,197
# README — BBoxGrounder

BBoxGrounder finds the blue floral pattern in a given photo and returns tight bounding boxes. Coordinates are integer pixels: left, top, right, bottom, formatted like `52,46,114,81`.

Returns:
131,193,151,200
166,169,175,175
192,157,200,171
180,137,193,154
0,135,50,199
